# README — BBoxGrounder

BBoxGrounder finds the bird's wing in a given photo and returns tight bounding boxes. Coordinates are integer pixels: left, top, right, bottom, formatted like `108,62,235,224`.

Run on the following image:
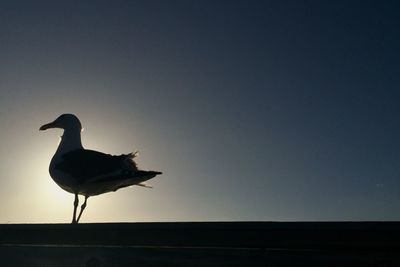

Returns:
55,149,135,182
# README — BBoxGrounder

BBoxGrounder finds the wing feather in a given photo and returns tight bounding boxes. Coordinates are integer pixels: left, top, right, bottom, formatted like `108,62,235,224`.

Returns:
55,149,137,182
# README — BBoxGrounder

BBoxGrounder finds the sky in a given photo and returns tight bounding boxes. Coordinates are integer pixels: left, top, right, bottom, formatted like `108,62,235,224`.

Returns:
0,0,399,223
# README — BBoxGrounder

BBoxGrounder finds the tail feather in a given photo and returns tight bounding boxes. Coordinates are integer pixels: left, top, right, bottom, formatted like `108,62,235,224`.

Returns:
114,170,161,191
133,170,161,189
134,170,162,179
123,151,139,170
137,182,153,188
128,151,139,158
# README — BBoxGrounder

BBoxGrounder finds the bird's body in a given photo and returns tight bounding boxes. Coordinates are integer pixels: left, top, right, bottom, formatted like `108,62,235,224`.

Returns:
40,114,162,223
50,149,158,196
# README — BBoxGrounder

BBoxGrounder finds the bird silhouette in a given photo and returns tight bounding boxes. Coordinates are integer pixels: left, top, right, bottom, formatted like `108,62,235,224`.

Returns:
40,114,162,224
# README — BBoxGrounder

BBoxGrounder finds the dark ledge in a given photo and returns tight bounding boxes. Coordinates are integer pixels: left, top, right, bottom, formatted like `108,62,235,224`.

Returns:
1,222,400,266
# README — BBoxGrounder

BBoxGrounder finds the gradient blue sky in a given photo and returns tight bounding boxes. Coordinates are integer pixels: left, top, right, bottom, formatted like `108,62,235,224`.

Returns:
0,1,399,223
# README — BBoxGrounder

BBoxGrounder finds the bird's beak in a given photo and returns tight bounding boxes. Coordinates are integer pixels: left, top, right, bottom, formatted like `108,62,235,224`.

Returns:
39,121,57,131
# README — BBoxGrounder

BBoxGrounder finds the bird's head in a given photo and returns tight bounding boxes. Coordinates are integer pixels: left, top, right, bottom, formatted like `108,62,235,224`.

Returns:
40,114,82,132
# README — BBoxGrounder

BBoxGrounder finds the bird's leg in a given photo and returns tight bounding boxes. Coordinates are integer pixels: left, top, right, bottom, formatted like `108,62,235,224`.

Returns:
76,196,88,223
72,193,79,224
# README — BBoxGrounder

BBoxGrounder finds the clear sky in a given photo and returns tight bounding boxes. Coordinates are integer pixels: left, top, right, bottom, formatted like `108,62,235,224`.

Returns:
0,1,399,223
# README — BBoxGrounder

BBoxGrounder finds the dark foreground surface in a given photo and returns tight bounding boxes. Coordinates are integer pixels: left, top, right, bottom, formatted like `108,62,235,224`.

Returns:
1,221,400,266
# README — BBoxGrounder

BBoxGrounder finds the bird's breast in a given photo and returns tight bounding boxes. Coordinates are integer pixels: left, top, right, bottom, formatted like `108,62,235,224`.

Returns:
49,154,78,194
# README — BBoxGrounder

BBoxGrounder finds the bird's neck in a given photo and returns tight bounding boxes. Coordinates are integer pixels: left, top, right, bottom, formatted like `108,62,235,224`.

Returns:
56,129,83,155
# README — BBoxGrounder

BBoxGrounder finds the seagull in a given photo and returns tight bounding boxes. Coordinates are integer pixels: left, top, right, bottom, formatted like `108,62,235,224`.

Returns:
40,114,162,224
